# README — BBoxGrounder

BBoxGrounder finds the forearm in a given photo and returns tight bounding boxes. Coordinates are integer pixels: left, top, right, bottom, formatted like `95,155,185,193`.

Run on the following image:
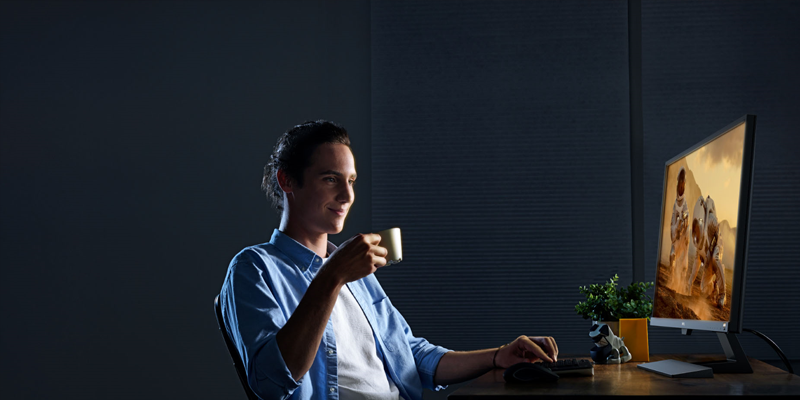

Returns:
433,348,498,386
276,272,343,381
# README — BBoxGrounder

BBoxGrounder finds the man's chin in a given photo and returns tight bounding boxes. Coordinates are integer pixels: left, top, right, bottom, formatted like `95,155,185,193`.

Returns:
328,222,345,235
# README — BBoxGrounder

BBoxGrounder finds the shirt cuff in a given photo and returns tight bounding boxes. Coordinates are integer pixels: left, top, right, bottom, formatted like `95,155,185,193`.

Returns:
252,334,302,396
418,346,453,391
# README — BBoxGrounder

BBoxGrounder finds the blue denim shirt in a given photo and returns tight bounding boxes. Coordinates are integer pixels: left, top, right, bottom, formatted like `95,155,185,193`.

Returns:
219,229,451,400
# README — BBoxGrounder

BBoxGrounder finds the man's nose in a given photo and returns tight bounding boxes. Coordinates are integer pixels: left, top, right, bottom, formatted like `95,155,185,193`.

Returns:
338,183,354,203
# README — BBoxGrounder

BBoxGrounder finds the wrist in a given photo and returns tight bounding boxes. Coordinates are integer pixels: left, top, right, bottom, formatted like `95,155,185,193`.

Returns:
493,344,507,369
313,266,345,292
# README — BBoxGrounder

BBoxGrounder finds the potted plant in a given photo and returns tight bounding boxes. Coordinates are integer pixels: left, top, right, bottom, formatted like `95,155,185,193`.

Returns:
575,274,654,362
575,274,654,325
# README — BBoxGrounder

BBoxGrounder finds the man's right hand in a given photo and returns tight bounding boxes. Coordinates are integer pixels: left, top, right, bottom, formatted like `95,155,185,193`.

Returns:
319,233,388,286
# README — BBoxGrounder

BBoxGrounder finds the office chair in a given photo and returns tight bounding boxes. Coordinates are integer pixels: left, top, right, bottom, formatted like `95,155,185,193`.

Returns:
214,295,260,400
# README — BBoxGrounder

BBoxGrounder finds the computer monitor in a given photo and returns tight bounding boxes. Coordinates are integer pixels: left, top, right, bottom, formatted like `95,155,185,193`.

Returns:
639,114,757,377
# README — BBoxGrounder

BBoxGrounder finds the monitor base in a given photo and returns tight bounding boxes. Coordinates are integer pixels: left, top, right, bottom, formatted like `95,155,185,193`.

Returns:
637,359,713,378
638,332,753,377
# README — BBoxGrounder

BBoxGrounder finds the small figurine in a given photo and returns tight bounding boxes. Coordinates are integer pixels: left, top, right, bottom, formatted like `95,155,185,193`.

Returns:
589,323,632,364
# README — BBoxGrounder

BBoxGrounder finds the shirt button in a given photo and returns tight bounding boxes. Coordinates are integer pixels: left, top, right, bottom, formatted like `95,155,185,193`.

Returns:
316,257,321,262
330,387,335,393
328,349,334,355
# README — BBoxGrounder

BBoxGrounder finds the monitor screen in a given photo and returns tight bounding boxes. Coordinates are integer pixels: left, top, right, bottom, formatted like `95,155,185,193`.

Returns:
651,115,755,333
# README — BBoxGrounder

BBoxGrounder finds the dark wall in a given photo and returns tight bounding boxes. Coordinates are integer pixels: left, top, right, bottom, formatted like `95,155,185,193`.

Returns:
0,1,370,398
371,0,632,355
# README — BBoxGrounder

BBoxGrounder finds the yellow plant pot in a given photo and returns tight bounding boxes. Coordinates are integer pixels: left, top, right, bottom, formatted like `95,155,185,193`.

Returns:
619,318,650,362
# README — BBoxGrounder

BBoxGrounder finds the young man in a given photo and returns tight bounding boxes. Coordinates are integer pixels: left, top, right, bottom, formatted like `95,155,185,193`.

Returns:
219,120,558,400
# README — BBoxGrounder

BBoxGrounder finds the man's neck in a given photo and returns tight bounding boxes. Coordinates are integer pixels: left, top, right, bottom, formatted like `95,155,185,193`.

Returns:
280,221,329,259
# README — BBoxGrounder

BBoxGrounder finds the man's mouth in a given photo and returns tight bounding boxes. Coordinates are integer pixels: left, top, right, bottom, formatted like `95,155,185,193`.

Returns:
328,208,346,216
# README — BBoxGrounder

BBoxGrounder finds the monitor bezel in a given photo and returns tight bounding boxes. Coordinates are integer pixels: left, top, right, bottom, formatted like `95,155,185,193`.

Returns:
650,114,756,334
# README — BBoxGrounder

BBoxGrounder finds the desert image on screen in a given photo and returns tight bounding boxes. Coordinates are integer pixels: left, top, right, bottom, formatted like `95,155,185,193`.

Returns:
653,123,745,322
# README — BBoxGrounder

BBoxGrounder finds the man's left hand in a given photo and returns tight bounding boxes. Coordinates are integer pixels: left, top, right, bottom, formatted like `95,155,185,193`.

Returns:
494,335,559,368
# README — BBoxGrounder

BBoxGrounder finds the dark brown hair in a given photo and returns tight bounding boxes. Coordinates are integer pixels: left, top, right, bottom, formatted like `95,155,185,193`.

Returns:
262,120,351,215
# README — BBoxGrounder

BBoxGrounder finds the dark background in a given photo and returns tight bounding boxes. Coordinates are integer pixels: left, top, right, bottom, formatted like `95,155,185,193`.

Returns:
1,1,798,399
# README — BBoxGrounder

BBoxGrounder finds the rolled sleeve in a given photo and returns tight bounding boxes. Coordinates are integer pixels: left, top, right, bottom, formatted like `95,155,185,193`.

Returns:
251,334,302,398
221,256,301,400
408,337,452,391
390,296,453,392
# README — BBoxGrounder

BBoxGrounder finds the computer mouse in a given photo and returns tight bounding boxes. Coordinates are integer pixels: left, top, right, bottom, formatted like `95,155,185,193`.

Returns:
503,362,560,383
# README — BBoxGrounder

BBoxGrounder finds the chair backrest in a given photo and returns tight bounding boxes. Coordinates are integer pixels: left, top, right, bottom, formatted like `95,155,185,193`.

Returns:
214,294,260,400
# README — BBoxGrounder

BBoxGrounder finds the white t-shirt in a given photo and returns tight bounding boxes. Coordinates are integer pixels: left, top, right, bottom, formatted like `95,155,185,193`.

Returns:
325,257,403,400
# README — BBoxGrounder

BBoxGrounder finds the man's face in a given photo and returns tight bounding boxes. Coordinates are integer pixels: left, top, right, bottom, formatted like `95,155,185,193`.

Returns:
678,179,685,196
287,143,356,234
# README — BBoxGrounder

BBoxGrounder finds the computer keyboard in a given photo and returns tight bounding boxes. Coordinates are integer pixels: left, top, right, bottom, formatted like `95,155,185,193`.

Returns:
540,358,595,377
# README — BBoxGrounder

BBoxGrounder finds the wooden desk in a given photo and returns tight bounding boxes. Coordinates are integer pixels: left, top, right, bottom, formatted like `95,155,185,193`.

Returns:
448,355,800,398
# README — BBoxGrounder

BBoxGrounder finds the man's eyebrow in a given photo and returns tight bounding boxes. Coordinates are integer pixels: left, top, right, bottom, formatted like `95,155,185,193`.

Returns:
319,170,357,179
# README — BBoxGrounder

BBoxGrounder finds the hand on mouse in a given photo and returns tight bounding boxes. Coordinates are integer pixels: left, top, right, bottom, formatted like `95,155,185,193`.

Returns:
494,335,559,369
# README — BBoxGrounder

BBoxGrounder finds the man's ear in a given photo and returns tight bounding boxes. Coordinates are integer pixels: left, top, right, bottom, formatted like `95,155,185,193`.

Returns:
276,168,294,195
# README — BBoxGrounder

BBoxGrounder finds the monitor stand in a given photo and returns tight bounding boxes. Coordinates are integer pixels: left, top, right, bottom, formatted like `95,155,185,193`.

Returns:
637,331,753,377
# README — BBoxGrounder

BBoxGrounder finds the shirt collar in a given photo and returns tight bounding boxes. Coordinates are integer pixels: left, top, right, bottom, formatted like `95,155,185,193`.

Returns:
270,229,338,273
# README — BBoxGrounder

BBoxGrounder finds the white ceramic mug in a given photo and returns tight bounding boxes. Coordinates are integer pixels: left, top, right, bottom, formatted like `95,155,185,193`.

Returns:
377,227,403,266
